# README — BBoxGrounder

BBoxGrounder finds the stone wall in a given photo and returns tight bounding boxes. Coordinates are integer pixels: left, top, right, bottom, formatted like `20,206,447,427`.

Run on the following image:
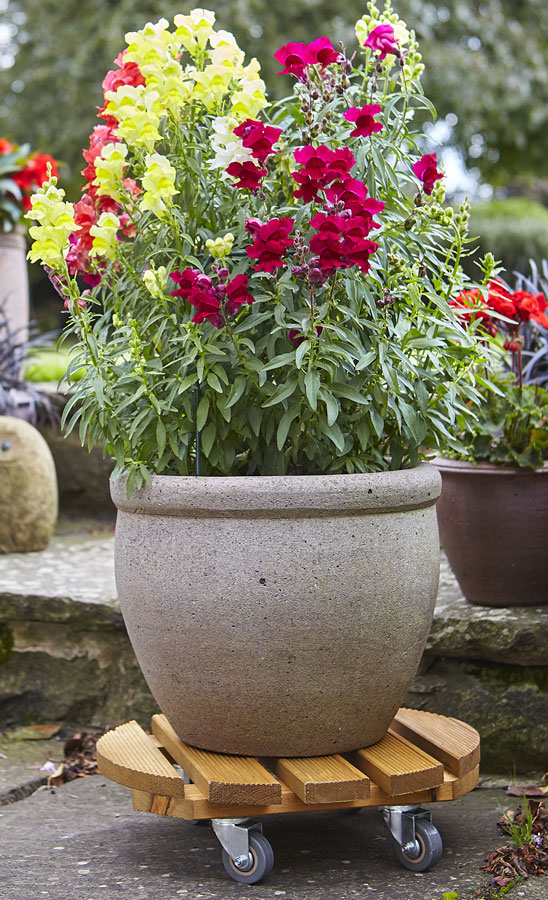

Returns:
0,538,547,773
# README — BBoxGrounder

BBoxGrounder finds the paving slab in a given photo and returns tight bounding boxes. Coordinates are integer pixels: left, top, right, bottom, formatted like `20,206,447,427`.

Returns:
1,768,547,900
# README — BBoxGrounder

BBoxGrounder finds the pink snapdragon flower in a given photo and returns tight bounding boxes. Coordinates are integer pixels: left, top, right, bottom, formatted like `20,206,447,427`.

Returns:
364,24,400,59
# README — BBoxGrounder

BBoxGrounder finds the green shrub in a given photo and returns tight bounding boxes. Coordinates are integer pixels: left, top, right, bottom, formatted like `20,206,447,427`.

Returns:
468,198,548,277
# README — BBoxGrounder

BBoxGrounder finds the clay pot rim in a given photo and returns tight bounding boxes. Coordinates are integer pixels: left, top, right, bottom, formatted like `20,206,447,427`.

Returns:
434,456,548,476
110,462,441,517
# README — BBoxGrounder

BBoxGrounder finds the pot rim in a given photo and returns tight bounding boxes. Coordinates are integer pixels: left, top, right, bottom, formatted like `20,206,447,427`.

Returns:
110,462,441,517
434,456,548,476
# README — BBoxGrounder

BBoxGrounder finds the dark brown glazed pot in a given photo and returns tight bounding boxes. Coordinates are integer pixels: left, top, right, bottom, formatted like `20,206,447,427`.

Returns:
436,458,548,607
111,464,441,756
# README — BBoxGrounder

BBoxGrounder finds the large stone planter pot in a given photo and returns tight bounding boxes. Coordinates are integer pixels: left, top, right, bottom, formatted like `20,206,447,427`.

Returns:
0,229,29,339
110,464,441,756
436,458,548,607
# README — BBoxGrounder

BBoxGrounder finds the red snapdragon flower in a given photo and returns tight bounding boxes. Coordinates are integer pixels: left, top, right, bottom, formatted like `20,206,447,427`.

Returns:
309,211,380,273
343,104,383,138
292,146,355,201
233,119,283,163
225,274,255,315
171,269,254,327
274,37,341,81
245,217,295,273
226,160,267,192
412,154,443,195
364,24,400,59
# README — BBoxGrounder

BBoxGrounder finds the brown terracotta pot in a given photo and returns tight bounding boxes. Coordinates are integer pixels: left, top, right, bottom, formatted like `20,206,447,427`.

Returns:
435,458,548,607
111,464,441,757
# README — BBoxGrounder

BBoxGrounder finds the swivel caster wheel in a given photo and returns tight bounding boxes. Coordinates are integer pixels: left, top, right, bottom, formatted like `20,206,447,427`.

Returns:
221,832,274,884
394,819,443,872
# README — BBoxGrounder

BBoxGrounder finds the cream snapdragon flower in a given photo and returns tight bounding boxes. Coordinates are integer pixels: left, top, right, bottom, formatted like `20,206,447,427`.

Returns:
26,181,77,266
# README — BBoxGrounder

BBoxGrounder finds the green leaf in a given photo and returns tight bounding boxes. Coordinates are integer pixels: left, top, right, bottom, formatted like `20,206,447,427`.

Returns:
356,350,377,371
201,421,216,457
156,419,166,458
206,372,223,393
261,378,298,408
276,402,301,450
295,339,311,369
304,369,320,411
321,389,339,426
248,404,262,436
196,395,209,431
226,374,247,408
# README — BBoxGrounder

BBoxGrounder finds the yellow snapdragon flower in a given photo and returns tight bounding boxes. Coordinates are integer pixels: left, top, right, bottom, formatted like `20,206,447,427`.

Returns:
206,232,234,259
141,58,192,116
174,9,216,56
93,142,129,201
105,85,164,151
143,265,168,298
125,18,180,69
191,63,235,110
139,153,178,219
26,181,77,266
90,212,121,259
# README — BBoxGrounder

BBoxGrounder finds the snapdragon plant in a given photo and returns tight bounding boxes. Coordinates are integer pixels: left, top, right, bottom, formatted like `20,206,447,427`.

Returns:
27,3,487,492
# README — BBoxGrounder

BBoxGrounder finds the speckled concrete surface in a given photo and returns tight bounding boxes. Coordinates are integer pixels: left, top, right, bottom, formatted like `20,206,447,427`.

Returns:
1,771,547,900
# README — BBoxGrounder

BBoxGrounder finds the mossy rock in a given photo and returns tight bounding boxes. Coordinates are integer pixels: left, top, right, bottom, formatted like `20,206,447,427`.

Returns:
24,348,84,384
0,624,13,665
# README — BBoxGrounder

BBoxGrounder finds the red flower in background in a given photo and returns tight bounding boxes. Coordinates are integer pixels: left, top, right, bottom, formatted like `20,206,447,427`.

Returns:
245,217,295,272
233,119,282,163
364,24,400,59
343,104,383,138
0,138,14,154
412,153,443,195
511,290,548,328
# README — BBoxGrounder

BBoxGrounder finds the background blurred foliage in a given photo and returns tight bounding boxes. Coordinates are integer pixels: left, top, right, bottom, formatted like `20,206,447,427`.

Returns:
468,198,548,278
1,0,548,199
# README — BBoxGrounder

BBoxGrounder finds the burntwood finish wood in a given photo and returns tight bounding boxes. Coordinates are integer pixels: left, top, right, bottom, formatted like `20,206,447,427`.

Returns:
350,730,444,795
391,708,480,777
96,720,185,798
151,714,282,805
271,754,371,804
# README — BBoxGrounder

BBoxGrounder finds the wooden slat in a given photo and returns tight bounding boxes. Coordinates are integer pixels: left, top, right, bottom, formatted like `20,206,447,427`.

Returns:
349,730,444,795
271,754,370,804
97,720,185,798
131,781,437,821
435,765,479,801
151,714,281,805
391,708,480,777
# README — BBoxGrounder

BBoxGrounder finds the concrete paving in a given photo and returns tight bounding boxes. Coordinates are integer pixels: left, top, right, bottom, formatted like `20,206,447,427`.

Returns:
1,762,547,900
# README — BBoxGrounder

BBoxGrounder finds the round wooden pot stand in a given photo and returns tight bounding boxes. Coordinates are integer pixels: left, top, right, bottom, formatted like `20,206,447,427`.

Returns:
97,708,480,885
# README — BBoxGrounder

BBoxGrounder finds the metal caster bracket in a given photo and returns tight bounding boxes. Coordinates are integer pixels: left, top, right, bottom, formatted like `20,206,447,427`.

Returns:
212,818,263,870
382,805,432,854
